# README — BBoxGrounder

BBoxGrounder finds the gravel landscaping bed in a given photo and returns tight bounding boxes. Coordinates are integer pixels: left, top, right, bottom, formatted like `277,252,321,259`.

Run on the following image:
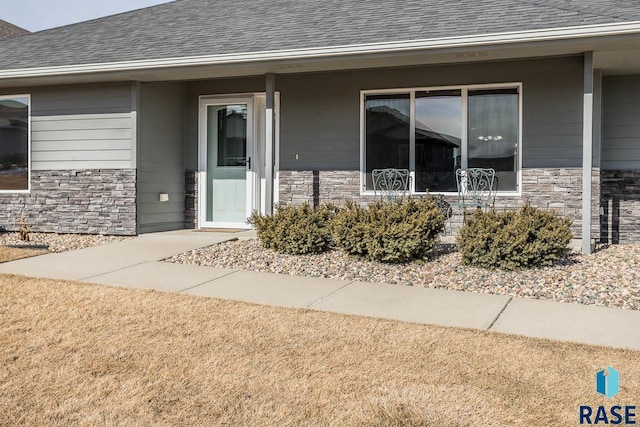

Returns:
0,232,133,253
166,239,640,311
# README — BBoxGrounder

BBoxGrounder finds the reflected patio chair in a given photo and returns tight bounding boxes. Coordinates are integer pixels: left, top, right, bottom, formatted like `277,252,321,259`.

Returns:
454,168,497,213
372,168,410,201
434,194,454,235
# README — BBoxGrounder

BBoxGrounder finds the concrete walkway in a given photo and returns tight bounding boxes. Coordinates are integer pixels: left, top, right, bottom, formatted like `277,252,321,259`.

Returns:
1,230,639,351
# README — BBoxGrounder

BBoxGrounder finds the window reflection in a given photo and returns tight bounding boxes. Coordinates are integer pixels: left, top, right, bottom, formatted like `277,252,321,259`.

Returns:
0,97,29,191
365,94,410,190
363,87,519,194
468,89,519,191
415,90,461,192
216,105,247,167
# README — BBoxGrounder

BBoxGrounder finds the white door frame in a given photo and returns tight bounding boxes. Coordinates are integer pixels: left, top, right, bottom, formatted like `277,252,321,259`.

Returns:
253,92,281,213
198,95,255,229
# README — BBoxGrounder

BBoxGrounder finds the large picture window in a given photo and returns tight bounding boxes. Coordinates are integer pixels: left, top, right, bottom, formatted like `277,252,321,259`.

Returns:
363,85,520,193
0,95,29,192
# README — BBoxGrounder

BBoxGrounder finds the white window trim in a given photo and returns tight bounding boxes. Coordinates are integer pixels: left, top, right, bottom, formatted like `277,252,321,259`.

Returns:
0,94,31,194
360,83,523,197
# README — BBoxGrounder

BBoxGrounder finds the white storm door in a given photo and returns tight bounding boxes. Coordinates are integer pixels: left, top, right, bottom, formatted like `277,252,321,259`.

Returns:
199,98,254,228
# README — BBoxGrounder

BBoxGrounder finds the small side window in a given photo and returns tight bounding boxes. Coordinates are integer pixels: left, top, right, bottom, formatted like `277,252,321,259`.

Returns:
0,95,30,192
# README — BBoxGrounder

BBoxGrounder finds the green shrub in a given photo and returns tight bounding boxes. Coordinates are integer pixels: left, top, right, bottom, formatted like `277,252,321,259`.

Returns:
331,198,444,263
457,205,573,270
247,203,338,255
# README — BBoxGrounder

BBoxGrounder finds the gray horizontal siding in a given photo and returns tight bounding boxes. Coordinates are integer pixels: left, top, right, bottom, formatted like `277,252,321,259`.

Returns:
32,128,132,141
180,57,583,174
182,57,584,174
138,180,186,193
32,150,131,162
31,97,132,116
0,83,136,171
32,140,132,151
31,160,133,170
602,75,640,170
275,56,584,171
30,84,132,116
137,82,186,233
31,112,134,170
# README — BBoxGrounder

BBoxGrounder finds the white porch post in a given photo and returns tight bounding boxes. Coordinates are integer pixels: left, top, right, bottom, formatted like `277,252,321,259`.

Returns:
265,73,276,215
582,52,594,254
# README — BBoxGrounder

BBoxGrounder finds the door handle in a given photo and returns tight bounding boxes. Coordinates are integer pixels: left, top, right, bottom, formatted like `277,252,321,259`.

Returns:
245,157,251,169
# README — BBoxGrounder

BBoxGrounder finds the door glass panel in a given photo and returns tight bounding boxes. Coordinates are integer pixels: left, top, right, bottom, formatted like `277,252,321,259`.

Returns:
468,88,519,191
415,90,461,192
364,94,410,190
206,104,248,223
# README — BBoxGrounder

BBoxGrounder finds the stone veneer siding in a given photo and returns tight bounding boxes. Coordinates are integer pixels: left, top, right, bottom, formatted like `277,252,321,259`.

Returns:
493,169,600,240
185,171,198,229
601,170,640,244
0,169,136,235
278,168,600,240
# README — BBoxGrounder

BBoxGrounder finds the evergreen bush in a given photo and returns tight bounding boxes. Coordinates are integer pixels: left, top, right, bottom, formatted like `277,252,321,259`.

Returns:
331,198,444,263
247,203,338,255
457,205,573,270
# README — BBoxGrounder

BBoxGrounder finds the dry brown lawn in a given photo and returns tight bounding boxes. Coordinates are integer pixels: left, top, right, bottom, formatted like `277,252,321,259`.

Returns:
0,246,47,263
1,274,638,426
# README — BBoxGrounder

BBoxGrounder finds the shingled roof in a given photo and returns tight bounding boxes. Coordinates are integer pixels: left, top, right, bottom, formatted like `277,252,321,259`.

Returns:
0,0,639,71
0,19,29,41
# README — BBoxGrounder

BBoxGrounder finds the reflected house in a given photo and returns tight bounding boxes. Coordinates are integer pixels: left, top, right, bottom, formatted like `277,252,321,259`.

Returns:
216,108,248,167
415,119,460,192
366,105,461,191
0,99,28,190
0,100,28,164
366,105,410,172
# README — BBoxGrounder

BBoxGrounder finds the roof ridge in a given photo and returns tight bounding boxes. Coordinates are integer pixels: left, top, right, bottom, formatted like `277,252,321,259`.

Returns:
0,19,30,40
0,19,29,32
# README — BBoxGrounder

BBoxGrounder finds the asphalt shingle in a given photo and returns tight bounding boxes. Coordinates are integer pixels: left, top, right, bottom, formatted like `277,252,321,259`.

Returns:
0,19,29,41
0,0,639,70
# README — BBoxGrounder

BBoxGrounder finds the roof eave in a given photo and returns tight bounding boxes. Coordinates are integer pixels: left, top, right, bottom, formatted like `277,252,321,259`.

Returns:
2,20,640,80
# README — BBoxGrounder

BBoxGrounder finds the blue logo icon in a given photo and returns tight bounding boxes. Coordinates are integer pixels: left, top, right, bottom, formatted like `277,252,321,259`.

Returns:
596,366,620,399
